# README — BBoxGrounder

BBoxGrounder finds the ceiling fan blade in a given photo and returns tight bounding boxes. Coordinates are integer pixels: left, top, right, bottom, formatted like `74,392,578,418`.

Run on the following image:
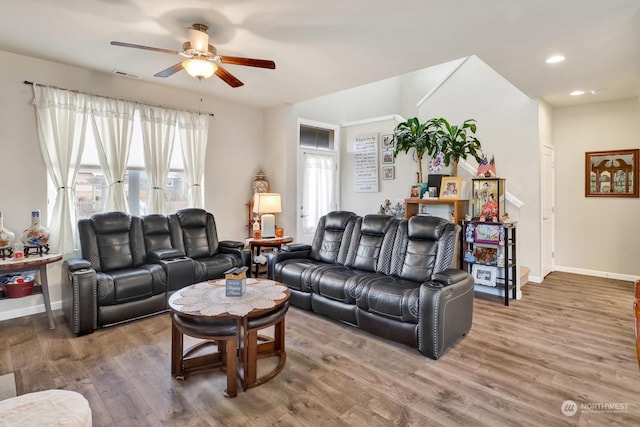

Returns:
219,56,276,69
110,41,180,56
154,62,184,78
215,66,244,87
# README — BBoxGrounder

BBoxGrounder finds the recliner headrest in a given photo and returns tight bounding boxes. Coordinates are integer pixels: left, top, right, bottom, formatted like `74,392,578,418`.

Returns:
91,212,131,234
361,214,396,235
142,214,170,235
408,215,446,240
324,211,357,231
176,208,207,228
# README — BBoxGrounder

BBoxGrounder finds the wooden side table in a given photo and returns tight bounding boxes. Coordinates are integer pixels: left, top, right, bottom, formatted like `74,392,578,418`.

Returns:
0,253,62,329
245,236,293,277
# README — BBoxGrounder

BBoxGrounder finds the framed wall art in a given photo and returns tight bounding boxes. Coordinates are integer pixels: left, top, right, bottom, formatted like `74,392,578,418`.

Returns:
585,149,638,198
382,166,395,180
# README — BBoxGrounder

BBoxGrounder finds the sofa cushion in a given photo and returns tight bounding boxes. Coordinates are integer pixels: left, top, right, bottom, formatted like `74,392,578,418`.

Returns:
142,214,173,252
97,269,154,306
356,276,421,323
350,215,397,272
310,211,358,264
310,267,377,304
195,254,240,282
273,259,325,293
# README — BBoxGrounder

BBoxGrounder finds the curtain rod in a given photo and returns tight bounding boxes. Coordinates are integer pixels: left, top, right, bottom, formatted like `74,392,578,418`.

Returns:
23,80,214,117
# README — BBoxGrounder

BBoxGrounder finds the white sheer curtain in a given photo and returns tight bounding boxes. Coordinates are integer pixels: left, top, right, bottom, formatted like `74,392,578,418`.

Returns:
138,105,177,214
89,96,136,212
302,152,336,233
33,85,88,255
177,111,209,208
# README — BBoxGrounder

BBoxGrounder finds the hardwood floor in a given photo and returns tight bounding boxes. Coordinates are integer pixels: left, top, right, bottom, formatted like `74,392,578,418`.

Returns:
1,272,639,426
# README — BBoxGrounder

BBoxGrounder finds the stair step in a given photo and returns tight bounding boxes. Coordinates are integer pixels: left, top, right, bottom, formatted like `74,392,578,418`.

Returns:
520,266,530,287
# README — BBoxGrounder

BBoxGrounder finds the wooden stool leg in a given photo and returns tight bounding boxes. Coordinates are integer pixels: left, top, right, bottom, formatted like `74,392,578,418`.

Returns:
243,330,258,390
224,337,238,398
274,317,285,352
171,321,184,378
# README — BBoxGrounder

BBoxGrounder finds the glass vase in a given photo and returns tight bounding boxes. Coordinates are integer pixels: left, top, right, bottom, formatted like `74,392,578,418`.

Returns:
0,211,15,248
21,210,50,247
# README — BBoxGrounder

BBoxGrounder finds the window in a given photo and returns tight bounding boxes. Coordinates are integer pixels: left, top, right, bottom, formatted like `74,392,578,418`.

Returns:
74,111,188,219
300,125,334,150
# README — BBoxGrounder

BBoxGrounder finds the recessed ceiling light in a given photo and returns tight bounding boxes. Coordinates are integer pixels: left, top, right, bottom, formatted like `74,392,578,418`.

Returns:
546,55,565,64
570,90,585,96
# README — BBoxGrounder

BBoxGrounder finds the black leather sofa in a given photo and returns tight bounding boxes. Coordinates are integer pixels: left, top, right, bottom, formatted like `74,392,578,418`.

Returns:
267,211,474,359
61,208,251,336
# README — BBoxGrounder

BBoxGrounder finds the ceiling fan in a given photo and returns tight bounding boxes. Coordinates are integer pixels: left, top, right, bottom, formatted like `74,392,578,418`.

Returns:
110,23,275,88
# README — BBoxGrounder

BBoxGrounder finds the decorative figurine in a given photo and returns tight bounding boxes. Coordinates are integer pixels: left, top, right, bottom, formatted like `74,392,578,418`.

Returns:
464,250,476,263
501,213,511,223
465,223,474,242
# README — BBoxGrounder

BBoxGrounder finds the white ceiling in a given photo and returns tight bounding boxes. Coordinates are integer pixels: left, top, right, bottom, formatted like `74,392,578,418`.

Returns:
1,0,639,108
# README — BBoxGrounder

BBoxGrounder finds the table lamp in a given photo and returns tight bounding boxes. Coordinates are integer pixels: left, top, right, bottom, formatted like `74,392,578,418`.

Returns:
252,193,282,238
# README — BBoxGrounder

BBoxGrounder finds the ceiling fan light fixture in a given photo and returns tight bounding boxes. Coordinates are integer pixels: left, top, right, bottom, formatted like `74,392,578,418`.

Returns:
182,59,217,79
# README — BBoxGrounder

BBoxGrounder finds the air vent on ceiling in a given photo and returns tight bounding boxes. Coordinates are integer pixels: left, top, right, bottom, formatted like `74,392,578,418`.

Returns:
112,70,139,78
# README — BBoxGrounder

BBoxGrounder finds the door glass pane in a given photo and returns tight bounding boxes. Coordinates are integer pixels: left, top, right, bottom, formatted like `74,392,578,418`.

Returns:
302,152,335,233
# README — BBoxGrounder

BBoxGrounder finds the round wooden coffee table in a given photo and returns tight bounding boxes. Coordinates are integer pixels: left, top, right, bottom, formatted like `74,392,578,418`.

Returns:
168,278,290,397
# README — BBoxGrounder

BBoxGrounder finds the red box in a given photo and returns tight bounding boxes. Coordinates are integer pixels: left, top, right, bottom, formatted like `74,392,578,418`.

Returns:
5,280,35,298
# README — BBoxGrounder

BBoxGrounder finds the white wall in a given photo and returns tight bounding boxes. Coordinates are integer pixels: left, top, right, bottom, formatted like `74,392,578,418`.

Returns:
554,97,640,279
274,55,544,279
417,55,541,280
0,50,264,320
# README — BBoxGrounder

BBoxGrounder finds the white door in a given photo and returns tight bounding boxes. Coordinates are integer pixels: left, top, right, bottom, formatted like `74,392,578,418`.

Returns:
296,120,339,244
542,145,555,277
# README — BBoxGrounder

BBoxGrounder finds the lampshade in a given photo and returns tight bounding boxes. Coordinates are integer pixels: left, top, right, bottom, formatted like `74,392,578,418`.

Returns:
182,59,217,79
252,193,282,214
253,193,281,238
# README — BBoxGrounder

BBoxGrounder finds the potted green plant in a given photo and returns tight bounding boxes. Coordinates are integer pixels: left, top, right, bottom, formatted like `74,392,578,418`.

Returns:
429,118,483,176
392,117,438,183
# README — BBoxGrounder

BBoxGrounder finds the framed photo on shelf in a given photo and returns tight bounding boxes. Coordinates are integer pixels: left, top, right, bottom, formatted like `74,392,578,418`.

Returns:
382,166,395,180
473,246,498,264
474,223,502,244
472,264,497,287
439,177,462,200
410,183,427,198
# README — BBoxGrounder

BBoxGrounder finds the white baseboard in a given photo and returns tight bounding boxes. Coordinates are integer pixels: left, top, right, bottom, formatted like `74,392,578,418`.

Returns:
553,265,638,283
0,297,62,322
528,275,543,283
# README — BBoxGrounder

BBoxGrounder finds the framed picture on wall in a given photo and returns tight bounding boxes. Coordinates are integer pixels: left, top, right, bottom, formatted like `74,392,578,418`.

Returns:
382,134,394,148
383,166,395,180
382,148,394,164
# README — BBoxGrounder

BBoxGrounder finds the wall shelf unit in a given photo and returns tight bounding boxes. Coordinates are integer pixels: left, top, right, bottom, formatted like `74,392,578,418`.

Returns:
403,198,469,224
460,220,517,306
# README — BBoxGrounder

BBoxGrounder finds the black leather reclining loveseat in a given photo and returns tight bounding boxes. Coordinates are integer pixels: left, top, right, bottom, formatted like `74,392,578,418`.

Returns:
267,211,474,359
62,208,251,336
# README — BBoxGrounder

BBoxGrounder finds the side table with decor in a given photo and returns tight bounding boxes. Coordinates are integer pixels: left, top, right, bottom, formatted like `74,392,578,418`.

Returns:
0,253,62,328
245,236,294,277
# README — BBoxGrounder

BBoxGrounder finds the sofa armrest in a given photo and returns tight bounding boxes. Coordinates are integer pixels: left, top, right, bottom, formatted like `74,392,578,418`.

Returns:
281,243,312,252
219,240,245,249
432,268,470,286
61,259,97,336
65,258,92,272
218,244,252,276
418,270,474,359
265,248,312,280
147,248,186,261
